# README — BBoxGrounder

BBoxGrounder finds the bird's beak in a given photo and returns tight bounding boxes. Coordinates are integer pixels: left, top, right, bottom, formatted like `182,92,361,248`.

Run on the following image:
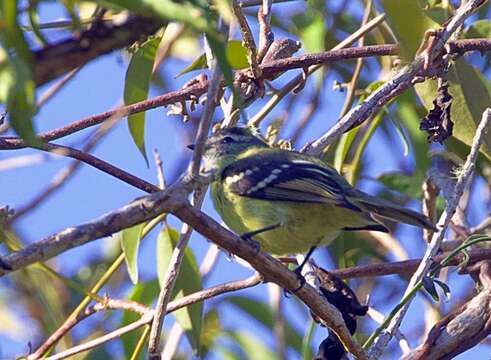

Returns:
187,144,195,150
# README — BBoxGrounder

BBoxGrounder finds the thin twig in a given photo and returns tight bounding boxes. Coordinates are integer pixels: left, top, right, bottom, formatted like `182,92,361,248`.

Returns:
368,107,490,357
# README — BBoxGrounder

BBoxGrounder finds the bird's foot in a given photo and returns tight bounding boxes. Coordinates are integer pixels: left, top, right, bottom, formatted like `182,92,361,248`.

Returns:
284,265,307,297
240,233,261,254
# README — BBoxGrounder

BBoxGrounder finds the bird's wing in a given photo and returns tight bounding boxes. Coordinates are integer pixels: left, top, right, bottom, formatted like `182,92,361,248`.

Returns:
221,154,361,211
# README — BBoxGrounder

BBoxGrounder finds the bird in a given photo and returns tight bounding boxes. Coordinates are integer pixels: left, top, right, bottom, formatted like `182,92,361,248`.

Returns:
189,126,436,269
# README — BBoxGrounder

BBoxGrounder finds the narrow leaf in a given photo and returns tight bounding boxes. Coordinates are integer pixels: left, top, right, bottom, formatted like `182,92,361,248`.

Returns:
119,223,145,284
157,226,203,354
0,1,38,145
124,36,161,165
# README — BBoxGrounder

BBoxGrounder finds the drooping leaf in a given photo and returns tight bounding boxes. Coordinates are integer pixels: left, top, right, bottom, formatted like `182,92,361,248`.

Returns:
119,223,145,284
0,1,38,145
415,58,491,160
157,226,203,354
176,40,249,77
382,0,439,60
124,36,162,165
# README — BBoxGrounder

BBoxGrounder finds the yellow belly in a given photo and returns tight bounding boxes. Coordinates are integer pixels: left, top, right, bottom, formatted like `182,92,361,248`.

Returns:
211,182,369,255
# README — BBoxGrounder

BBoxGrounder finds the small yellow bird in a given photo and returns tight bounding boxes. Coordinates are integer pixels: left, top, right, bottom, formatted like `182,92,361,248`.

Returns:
190,127,435,266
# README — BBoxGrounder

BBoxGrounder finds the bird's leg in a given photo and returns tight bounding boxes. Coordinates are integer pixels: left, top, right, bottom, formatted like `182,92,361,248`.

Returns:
240,223,281,253
291,246,317,293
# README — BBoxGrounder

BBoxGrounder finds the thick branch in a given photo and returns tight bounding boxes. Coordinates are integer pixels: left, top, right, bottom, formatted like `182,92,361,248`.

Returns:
34,16,164,86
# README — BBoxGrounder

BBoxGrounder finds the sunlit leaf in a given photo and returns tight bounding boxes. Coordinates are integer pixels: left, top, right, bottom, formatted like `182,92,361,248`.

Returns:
176,40,249,77
157,226,203,354
382,0,439,60
119,223,145,284
124,36,162,165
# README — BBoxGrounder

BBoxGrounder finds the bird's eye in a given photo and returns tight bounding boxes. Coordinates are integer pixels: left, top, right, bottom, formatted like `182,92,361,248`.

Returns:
221,136,234,144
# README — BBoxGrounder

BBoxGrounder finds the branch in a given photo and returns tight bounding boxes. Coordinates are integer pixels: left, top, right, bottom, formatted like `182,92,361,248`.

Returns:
34,16,164,86
303,0,489,155
29,274,261,360
35,142,160,194
368,106,490,357
2,40,489,151
331,248,491,279
1,184,369,359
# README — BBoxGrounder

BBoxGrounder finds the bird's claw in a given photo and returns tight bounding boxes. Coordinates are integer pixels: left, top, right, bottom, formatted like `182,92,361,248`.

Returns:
240,233,261,254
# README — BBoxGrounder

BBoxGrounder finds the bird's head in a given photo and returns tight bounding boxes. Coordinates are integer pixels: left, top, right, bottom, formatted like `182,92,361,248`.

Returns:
188,126,268,173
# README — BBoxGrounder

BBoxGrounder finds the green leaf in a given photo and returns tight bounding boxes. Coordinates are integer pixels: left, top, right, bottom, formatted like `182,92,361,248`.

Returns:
176,40,249,77
465,19,491,38
0,1,38,145
121,279,160,359
119,223,145,284
222,296,303,354
124,36,161,165
382,0,439,60
157,226,203,354
422,276,439,301
415,58,491,160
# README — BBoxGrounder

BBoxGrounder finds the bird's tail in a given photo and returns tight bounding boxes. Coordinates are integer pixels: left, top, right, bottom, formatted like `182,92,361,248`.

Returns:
354,193,437,231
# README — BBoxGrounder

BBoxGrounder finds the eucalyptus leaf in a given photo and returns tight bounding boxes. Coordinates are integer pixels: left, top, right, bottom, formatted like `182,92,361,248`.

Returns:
124,36,162,165
119,223,145,284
